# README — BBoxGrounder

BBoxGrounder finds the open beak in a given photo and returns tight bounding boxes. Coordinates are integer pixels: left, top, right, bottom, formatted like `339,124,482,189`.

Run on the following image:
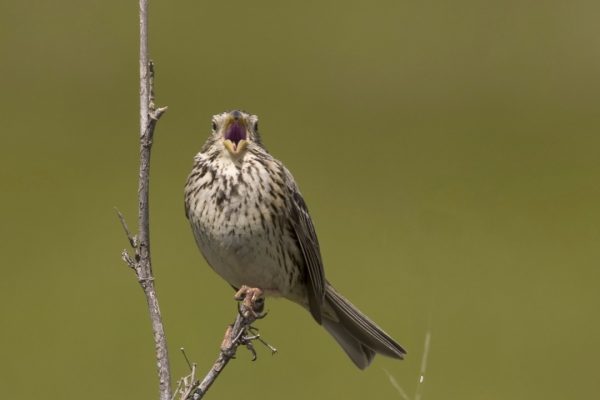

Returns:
223,112,248,156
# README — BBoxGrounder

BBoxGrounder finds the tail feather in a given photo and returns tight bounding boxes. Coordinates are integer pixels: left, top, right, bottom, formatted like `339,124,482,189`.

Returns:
322,318,376,369
323,284,406,369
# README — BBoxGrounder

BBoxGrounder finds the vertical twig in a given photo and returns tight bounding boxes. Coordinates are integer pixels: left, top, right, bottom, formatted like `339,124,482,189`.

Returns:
138,0,171,398
120,1,170,399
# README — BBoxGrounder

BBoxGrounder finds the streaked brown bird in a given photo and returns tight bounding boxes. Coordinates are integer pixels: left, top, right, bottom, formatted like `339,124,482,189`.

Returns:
184,110,405,368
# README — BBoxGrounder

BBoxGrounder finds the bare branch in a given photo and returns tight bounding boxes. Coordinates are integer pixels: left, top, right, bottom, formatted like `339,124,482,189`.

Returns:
176,289,274,400
121,249,136,269
117,1,171,399
115,208,136,248
137,0,172,395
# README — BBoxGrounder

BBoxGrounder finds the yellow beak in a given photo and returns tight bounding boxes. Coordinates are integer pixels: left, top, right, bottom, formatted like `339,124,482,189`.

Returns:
224,138,248,155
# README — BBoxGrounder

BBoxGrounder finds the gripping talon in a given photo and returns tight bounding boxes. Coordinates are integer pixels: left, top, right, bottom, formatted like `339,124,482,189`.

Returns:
243,339,258,361
227,286,275,360
234,286,265,318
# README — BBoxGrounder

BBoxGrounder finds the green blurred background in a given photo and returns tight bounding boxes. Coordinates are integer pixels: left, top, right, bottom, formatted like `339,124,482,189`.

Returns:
1,1,599,399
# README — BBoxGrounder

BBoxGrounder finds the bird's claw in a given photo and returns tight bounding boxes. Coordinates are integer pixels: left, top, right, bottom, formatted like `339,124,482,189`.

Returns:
234,286,266,318
224,286,276,360
239,335,258,361
248,326,278,355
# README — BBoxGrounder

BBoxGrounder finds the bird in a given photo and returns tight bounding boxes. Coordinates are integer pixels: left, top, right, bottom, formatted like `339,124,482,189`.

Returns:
184,110,405,369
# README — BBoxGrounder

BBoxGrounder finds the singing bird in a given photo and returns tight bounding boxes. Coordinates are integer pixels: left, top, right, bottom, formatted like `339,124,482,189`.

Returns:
184,110,405,368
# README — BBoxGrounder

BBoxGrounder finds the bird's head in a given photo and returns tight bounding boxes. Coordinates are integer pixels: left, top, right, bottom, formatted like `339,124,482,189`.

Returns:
210,110,261,158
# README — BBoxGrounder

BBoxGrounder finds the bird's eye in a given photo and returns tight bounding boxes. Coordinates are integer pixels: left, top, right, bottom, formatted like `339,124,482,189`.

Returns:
211,122,217,131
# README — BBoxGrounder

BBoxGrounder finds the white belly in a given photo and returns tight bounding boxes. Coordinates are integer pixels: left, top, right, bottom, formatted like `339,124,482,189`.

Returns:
186,159,302,298
192,214,289,295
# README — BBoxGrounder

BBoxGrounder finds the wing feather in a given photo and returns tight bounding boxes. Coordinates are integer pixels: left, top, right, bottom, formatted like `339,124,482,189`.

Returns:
287,178,326,324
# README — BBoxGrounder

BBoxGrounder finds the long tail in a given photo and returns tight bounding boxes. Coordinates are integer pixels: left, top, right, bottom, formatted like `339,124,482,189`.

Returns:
322,284,406,369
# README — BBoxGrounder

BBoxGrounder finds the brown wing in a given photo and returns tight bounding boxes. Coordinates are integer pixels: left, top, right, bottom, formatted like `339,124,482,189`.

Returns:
289,187,326,324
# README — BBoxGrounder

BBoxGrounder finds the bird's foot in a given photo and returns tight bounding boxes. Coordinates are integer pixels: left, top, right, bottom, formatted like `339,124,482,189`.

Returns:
246,326,278,355
234,285,266,319
220,325,277,361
